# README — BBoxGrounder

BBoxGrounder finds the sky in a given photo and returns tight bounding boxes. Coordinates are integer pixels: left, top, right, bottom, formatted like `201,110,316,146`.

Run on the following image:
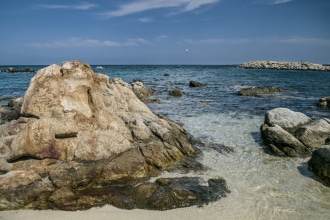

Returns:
0,0,329,65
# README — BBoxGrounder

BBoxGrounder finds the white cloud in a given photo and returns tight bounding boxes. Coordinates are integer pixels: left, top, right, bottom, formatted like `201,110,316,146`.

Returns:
36,3,97,10
99,0,220,18
28,38,150,48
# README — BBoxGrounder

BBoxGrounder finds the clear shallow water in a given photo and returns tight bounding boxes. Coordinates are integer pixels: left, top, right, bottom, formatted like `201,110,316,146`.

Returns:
1,65,330,219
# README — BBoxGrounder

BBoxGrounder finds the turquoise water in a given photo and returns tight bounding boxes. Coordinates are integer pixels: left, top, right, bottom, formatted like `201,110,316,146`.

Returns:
1,65,330,219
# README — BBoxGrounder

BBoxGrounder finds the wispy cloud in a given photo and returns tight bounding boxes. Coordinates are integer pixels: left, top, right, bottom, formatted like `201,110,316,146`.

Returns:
36,3,97,10
99,0,220,18
138,17,155,23
253,0,294,5
260,36,330,45
270,0,293,5
183,38,251,44
28,37,150,48
182,36,330,46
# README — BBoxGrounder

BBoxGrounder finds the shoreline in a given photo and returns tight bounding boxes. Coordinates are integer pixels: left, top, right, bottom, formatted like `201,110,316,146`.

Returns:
239,60,330,71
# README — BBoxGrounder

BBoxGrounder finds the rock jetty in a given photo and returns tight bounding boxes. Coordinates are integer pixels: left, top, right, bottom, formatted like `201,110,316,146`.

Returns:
240,60,330,71
0,61,229,211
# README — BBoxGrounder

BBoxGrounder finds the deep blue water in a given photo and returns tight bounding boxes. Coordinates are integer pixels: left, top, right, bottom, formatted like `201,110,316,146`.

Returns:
1,65,329,119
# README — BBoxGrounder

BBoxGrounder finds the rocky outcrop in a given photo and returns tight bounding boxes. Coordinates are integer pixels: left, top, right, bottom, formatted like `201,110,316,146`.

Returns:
238,86,291,97
260,108,330,157
0,61,229,210
318,96,330,108
240,60,330,71
308,146,330,185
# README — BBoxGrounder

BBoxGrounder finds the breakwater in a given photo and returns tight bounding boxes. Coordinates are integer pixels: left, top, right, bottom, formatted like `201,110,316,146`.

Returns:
239,60,330,71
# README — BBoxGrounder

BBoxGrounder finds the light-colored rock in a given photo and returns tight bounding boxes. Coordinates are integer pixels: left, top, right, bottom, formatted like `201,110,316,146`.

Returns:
295,119,330,148
261,108,329,157
260,124,310,157
0,60,198,210
264,108,311,133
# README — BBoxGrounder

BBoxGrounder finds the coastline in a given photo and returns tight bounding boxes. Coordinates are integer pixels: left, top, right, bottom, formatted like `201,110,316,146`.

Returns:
239,60,330,71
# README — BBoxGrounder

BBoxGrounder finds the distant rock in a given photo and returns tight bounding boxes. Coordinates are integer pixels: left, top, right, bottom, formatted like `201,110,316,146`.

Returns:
239,60,330,71
238,86,291,97
260,108,330,157
0,61,228,211
169,89,185,97
189,80,203,87
6,67,36,73
318,96,330,108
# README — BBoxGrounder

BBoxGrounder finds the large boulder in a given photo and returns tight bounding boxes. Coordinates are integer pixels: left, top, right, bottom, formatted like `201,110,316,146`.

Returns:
0,61,228,210
261,108,330,157
308,146,330,185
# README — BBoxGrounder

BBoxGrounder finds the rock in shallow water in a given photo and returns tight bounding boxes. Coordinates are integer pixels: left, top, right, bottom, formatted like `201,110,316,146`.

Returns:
0,60,228,210
308,146,330,185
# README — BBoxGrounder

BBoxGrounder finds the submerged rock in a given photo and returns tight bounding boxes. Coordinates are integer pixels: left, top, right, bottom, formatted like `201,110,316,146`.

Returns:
260,108,330,157
0,61,228,210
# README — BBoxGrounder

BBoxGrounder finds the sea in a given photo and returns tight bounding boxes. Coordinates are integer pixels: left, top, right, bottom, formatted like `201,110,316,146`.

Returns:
1,64,330,219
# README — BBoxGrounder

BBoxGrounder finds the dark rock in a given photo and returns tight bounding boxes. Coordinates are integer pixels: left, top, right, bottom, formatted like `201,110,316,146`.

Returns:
308,146,330,185
238,86,291,97
0,106,20,125
318,96,330,108
169,89,185,97
108,176,230,210
189,80,203,87
6,67,36,73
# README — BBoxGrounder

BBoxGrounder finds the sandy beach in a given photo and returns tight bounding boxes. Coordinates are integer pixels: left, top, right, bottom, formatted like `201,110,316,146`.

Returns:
1,205,231,220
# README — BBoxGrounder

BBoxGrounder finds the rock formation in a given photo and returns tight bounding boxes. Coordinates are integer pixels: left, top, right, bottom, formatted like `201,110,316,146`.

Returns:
0,61,229,210
260,108,330,157
240,60,330,71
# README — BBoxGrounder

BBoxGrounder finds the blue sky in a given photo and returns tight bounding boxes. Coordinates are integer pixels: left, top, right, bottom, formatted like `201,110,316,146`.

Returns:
1,0,329,65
